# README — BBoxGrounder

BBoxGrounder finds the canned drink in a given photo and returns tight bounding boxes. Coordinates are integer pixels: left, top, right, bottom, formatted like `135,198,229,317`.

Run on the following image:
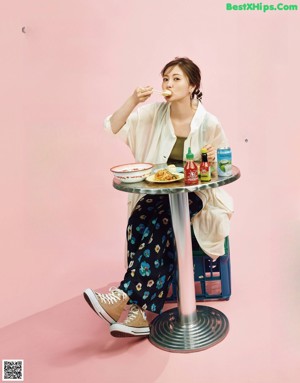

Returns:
217,147,232,176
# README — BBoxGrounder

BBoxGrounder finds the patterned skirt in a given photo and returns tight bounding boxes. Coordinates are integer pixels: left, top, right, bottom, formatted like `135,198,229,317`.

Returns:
119,193,203,314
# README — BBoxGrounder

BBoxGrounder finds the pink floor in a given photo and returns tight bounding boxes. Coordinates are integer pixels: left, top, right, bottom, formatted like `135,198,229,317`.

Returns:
1,254,299,383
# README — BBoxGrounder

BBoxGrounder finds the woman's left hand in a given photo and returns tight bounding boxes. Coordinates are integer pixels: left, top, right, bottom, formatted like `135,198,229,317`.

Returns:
203,144,216,163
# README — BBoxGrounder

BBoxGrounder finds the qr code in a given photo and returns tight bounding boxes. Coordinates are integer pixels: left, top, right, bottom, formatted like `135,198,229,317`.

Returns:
2,360,24,381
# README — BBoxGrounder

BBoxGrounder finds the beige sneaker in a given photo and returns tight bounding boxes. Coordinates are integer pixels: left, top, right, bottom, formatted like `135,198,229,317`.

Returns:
83,287,129,324
110,304,150,337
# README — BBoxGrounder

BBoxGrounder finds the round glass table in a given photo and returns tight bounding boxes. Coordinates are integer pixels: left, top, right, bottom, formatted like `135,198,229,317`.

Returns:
113,165,241,352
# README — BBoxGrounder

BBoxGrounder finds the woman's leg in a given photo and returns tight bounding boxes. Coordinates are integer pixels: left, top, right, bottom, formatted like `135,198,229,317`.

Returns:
119,195,176,314
83,192,203,334
119,193,203,314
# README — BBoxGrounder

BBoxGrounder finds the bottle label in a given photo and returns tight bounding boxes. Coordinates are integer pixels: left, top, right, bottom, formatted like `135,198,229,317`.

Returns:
184,162,199,185
217,148,232,176
200,162,211,182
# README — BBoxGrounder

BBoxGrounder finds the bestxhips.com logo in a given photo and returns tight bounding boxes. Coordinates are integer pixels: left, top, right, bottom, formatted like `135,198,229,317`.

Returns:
226,2,298,12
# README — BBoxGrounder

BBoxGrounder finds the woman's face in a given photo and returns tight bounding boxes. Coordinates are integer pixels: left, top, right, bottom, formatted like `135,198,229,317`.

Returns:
162,65,194,102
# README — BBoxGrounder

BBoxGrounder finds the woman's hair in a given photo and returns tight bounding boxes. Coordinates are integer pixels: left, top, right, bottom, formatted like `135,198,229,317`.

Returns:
161,57,203,101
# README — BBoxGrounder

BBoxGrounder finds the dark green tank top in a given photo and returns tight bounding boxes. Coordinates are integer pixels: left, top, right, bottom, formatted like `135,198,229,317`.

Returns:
169,137,186,161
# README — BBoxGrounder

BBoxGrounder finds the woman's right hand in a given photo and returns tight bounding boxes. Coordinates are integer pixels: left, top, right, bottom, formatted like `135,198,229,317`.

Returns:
132,86,153,104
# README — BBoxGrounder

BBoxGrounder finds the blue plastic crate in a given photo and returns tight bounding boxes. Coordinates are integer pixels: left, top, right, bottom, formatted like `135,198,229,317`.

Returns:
167,232,231,302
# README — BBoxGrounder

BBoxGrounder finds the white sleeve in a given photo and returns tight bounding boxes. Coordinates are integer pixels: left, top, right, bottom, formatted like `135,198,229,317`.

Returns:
103,111,138,146
103,103,160,154
201,114,229,149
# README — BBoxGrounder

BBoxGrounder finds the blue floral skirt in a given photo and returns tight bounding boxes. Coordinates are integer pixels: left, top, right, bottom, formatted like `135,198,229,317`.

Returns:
119,193,203,314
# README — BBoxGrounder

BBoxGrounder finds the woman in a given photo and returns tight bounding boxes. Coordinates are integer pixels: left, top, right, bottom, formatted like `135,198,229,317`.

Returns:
84,57,233,338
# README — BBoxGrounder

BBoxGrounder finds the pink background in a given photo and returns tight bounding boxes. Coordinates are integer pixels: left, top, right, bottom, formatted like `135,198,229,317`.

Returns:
0,1,299,382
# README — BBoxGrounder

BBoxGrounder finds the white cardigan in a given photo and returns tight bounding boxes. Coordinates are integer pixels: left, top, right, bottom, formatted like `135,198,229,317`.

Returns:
104,101,234,259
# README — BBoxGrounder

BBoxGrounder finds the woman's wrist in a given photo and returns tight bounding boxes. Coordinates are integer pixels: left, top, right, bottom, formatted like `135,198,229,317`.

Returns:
129,94,141,107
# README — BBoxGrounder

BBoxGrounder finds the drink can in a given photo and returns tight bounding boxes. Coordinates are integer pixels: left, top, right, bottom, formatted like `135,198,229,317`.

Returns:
217,147,232,176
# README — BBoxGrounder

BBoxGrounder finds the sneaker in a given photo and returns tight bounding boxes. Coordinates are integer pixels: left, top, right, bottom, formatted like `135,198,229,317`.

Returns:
110,304,150,337
83,287,129,324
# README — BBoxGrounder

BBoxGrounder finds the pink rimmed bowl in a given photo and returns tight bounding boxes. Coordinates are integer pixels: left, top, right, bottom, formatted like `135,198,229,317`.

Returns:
110,163,153,183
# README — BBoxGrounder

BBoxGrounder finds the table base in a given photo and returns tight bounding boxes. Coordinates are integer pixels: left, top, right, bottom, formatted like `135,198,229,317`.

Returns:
149,305,229,353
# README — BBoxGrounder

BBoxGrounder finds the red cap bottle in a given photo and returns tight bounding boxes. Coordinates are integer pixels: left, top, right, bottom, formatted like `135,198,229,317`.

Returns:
184,147,199,185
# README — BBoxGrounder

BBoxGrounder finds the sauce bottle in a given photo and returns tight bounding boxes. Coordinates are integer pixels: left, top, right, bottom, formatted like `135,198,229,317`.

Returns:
184,147,199,185
200,148,211,182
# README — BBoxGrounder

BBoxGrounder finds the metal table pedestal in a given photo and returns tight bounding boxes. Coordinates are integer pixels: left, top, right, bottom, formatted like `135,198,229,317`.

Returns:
149,192,229,352
150,306,229,352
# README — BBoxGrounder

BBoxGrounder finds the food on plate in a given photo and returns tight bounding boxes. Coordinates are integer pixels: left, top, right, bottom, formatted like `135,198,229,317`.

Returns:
154,169,178,181
167,164,176,172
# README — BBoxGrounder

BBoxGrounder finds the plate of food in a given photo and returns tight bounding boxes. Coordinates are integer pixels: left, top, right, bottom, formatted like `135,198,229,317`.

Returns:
146,169,184,183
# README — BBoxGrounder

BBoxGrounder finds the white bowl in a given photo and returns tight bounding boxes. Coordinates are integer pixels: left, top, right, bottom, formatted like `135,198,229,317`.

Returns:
110,163,153,183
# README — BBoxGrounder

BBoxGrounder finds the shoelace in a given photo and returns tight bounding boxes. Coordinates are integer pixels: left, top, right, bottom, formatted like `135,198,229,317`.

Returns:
95,287,127,305
124,305,140,325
